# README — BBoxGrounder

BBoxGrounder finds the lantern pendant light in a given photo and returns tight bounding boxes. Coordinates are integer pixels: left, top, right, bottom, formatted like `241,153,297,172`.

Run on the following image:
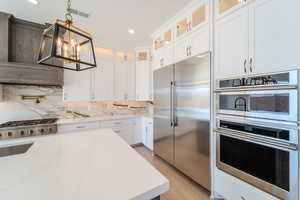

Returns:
37,0,97,71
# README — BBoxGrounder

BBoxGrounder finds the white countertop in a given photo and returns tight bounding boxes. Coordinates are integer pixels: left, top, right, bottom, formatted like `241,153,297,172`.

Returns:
0,129,169,200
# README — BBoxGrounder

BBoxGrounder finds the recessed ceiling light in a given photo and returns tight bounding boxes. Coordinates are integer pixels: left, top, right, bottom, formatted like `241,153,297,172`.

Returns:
27,0,38,5
128,29,135,34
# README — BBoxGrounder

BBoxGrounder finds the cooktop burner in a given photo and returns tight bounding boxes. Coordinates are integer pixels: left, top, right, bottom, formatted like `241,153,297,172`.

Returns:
0,118,58,128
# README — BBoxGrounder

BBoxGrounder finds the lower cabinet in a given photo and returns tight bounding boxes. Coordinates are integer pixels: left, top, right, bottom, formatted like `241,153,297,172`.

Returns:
57,121,101,133
142,117,153,151
57,117,152,147
215,169,279,200
101,118,142,146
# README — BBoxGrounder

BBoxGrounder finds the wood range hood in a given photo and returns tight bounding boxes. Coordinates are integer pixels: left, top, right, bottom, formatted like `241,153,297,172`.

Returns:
0,12,63,87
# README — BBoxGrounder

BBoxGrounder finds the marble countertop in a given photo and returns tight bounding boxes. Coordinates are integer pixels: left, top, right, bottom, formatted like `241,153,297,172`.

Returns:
0,129,169,200
57,114,153,125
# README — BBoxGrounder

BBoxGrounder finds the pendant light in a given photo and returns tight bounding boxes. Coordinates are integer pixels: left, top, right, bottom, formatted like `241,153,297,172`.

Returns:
37,0,97,71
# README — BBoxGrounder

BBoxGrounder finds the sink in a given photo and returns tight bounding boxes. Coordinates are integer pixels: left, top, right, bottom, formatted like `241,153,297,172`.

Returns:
0,142,33,157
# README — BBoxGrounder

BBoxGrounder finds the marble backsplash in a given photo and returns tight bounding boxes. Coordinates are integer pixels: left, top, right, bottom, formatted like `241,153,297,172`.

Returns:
0,84,151,123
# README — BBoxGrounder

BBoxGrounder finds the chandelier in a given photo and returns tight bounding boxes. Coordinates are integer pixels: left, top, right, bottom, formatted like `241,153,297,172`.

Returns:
37,0,97,71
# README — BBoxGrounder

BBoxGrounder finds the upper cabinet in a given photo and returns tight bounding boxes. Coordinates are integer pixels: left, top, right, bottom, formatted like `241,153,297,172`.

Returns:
248,0,300,74
215,0,300,80
63,69,93,102
93,47,115,101
176,18,189,38
192,4,207,28
126,53,136,101
216,0,247,18
115,52,129,101
64,47,136,102
114,51,136,101
215,7,249,79
135,47,152,101
152,0,210,70
163,29,174,67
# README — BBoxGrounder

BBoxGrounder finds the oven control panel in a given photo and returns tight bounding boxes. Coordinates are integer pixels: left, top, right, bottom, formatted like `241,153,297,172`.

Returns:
218,71,296,89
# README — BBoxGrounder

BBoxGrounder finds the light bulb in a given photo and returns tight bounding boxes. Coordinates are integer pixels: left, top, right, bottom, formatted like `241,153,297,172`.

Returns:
56,38,62,56
57,38,62,46
71,40,76,47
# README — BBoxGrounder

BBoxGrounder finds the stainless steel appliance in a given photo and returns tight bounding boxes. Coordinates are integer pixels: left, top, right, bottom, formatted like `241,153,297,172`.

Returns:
216,70,298,122
215,70,299,200
216,118,298,200
153,53,211,190
0,118,58,140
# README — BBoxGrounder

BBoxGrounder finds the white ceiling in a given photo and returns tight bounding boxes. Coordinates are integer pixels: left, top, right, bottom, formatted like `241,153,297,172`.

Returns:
0,0,192,51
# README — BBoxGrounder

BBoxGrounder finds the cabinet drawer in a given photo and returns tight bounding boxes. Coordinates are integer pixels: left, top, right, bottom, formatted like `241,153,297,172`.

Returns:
215,169,278,200
58,121,100,133
101,119,132,128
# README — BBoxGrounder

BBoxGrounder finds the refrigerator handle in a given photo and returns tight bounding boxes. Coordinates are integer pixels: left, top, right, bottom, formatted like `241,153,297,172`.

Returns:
170,81,174,127
173,81,178,127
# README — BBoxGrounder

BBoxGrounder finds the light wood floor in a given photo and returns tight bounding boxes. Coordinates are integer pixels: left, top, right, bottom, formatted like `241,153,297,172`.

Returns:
134,146,210,200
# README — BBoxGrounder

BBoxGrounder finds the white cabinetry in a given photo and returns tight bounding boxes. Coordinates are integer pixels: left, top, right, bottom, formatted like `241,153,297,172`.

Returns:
152,0,210,67
58,118,143,146
174,25,210,63
93,47,115,101
174,38,189,63
215,0,300,80
127,53,136,100
215,169,278,200
114,52,136,101
64,47,137,102
114,52,128,101
101,118,141,146
58,121,101,133
215,7,249,79
63,69,93,102
135,48,152,101
249,0,300,74
142,117,153,151
152,38,165,71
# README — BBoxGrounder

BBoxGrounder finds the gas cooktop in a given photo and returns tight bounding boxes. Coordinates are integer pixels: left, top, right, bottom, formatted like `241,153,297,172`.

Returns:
0,118,58,128
0,118,58,140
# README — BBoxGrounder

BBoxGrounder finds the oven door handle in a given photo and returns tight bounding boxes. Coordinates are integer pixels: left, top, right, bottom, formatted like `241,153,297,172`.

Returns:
216,129,298,151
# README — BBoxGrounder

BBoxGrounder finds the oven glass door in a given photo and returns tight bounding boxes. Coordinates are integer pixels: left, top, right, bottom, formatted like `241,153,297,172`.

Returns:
218,90,297,121
217,132,298,200
219,134,290,191
249,93,289,114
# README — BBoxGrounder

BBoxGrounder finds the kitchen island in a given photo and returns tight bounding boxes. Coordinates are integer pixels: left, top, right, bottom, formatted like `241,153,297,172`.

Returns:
0,129,169,200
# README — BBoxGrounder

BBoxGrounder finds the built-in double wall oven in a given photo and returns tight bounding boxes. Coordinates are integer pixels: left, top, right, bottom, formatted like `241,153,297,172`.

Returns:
215,70,299,200
216,70,298,122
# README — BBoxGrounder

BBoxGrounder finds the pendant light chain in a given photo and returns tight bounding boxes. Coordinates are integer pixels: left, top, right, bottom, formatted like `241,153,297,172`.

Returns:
65,0,73,25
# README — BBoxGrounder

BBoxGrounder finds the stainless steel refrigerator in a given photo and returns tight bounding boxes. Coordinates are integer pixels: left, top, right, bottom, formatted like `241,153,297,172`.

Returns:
153,53,211,191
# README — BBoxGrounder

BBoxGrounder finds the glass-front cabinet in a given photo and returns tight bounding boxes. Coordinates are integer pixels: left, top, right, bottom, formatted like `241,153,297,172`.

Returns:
164,30,172,45
176,18,189,38
217,0,246,17
192,3,207,28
